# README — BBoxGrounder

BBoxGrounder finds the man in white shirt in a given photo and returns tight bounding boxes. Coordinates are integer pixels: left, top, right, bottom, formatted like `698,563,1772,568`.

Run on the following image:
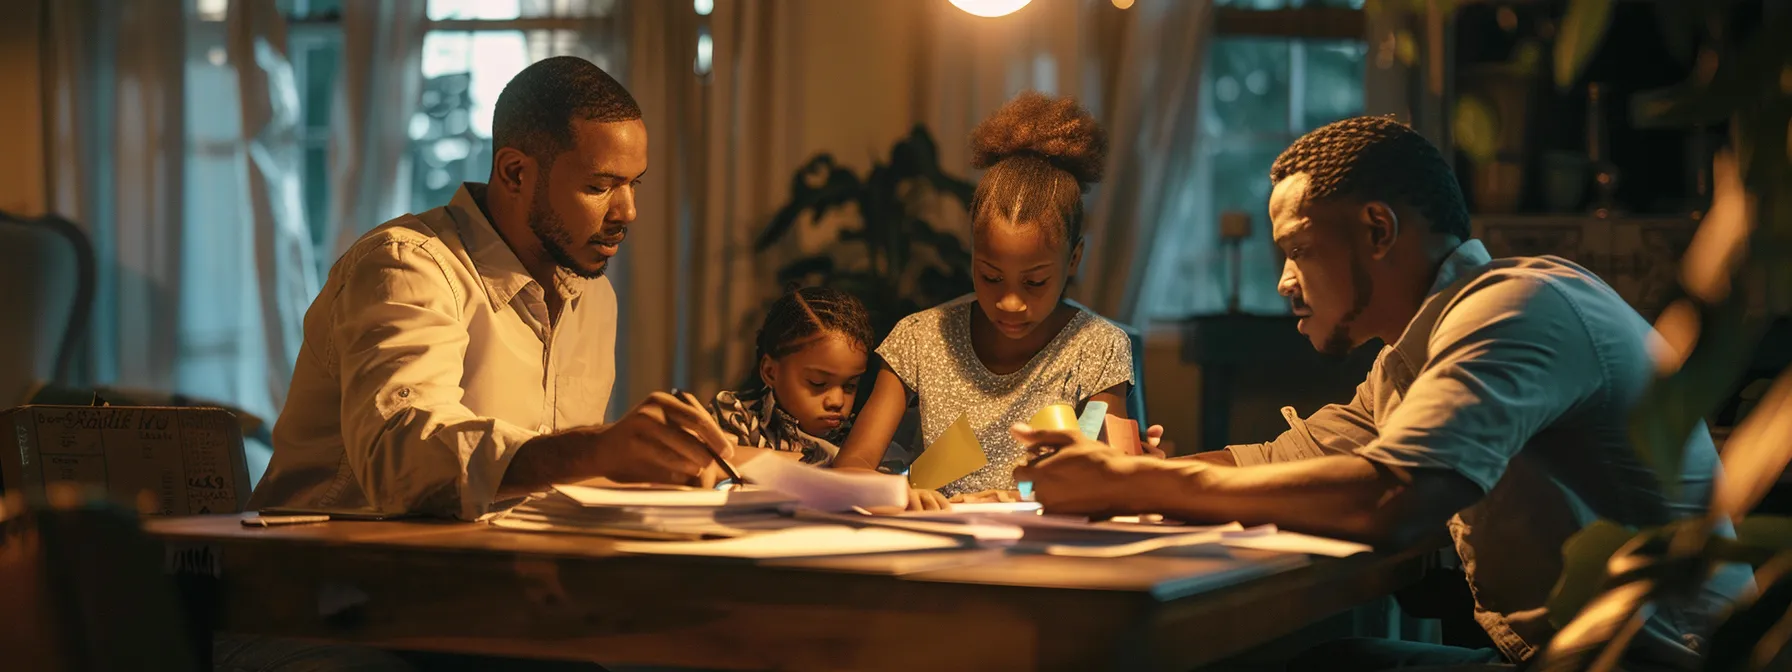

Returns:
250,55,733,523
1012,116,1751,671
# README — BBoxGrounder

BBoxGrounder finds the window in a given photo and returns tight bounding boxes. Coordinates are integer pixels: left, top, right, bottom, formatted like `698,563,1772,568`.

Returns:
1141,0,1368,319
280,0,621,261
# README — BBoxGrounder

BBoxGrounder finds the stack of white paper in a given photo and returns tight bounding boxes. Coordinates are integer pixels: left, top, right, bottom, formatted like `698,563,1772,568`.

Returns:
614,524,962,559
490,483,798,539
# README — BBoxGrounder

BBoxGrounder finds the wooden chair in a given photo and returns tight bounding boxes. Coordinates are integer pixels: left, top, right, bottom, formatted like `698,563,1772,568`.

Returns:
0,486,201,671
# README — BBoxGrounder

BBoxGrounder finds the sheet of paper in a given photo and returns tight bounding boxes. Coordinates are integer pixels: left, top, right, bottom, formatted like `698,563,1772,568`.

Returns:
937,501,1042,514
1077,401,1108,438
552,483,794,509
1220,530,1373,557
1044,529,1230,558
737,455,908,512
613,524,962,559
1103,416,1142,455
1029,404,1079,432
908,414,987,491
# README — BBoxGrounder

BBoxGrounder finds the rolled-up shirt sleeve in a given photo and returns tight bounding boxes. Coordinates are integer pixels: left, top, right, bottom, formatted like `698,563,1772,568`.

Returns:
1227,376,1379,466
330,240,536,520
1354,275,1602,492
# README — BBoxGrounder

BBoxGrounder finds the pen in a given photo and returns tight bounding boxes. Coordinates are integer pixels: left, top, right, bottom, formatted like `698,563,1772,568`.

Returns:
670,388,750,488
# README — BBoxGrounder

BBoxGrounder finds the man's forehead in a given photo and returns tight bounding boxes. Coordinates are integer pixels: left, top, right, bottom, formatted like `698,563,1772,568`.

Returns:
1269,173,1314,240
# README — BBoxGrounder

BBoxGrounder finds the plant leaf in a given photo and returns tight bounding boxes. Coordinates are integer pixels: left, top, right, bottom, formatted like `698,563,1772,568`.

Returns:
1737,517,1792,553
775,256,835,286
1535,579,1658,672
1554,0,1614,91
1713,367,1792,521
1629,295,1760,500
1704,552,1792,672
1548,520,1643,629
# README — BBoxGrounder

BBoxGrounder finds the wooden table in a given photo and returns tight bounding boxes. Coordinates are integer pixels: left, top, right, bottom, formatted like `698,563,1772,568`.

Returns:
147,514,1427,671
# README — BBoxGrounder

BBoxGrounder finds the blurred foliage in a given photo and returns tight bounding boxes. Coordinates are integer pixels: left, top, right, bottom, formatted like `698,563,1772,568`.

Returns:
1534,1,1792,670
746,126,976,389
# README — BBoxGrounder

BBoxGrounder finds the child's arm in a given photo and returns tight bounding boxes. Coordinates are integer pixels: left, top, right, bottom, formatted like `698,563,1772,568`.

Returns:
833,365,910,471
834,365,950,511
1087,383,1130,419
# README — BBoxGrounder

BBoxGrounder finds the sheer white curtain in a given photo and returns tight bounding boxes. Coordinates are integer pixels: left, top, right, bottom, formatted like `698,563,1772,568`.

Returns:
1078,0,1214,325
621,0,810,401
43,0,187,392
917,0,1098,175
619,0,1202,395
328,0,427,256
225,0,320,420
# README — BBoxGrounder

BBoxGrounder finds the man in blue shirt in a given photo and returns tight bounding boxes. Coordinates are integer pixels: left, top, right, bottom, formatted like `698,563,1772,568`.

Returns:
1014,116,1751,671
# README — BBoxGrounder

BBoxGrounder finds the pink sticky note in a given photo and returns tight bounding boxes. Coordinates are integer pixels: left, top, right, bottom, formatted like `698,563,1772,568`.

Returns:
1103,416,1142,456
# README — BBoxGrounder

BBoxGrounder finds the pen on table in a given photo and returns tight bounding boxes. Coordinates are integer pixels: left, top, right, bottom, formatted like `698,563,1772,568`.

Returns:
242,513,331,527
669,388,750,487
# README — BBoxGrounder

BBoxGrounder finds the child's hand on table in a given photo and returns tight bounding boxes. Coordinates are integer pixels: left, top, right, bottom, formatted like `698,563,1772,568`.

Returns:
1143,424,1166,458
907,488,951,511
949,489,1022,504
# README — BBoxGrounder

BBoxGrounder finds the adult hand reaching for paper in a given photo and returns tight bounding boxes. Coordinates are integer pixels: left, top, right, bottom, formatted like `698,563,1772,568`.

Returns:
502,392,736,494
1011,422,1184,518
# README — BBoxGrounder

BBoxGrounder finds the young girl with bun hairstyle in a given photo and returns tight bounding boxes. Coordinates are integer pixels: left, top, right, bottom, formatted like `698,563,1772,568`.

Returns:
834,92,1139,507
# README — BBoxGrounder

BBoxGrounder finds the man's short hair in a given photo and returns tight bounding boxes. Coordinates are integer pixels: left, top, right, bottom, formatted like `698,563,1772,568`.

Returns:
492,56,642,165
1269,115,1471,240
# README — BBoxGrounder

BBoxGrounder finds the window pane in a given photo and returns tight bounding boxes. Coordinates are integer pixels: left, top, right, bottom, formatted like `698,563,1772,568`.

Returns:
1147,34,1366,319
1204,37,1293,137
412,28,611,210
1299,40,1365,129
301,42,339,131
427,0,616,20
304,144,330,250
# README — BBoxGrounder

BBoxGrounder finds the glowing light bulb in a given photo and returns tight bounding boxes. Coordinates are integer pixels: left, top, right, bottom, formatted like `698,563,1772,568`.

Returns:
949,0,1032,18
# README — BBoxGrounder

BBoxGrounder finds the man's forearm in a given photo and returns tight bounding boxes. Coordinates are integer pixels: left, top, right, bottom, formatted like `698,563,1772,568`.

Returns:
1135,455,1469,548
498,428,599,497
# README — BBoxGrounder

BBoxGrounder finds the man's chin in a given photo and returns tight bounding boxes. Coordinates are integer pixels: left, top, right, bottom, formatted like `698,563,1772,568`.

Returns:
564,257,610,279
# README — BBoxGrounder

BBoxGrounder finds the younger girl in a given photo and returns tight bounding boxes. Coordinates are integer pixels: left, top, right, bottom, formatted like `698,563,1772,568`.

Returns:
834,92,1137,503
709,287,874,465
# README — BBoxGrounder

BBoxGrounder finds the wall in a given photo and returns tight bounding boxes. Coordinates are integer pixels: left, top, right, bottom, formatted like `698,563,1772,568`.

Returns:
0,0,47,217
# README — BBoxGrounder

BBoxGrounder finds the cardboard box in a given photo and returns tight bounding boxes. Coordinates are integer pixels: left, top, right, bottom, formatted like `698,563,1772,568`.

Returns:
0,405,250,515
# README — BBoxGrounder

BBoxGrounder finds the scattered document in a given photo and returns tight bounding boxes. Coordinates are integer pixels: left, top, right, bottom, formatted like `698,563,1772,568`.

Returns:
551,483,795,509
1102,416,1142,455
934,501,1042,515
1029,404,1080,432
613,524,963,559
737,453,908,512
1077,401,1109,438
1219,530,1373,557
909,414,986,490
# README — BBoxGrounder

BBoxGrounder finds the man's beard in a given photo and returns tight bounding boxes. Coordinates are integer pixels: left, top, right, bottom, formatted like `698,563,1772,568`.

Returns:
529,180,609,279
1317,256,1374,359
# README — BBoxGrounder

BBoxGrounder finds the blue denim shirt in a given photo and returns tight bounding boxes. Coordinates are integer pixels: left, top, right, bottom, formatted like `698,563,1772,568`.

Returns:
1228,240,1753,670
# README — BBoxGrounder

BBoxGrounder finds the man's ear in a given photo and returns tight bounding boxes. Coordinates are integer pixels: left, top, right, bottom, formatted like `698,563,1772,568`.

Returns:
1363,202,1400,260
492,147,534,196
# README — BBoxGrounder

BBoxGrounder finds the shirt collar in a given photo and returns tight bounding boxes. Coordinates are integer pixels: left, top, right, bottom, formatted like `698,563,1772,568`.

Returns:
451,183,587,310
1426,238,1494,297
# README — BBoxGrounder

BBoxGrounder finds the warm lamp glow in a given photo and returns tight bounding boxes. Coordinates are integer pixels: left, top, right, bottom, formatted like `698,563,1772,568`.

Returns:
949,0,1032,18
1112,0,1135,8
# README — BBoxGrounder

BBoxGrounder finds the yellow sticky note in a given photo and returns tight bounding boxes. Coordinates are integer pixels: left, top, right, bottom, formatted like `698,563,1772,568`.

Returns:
909,414,987,491
1029,404,1080,433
